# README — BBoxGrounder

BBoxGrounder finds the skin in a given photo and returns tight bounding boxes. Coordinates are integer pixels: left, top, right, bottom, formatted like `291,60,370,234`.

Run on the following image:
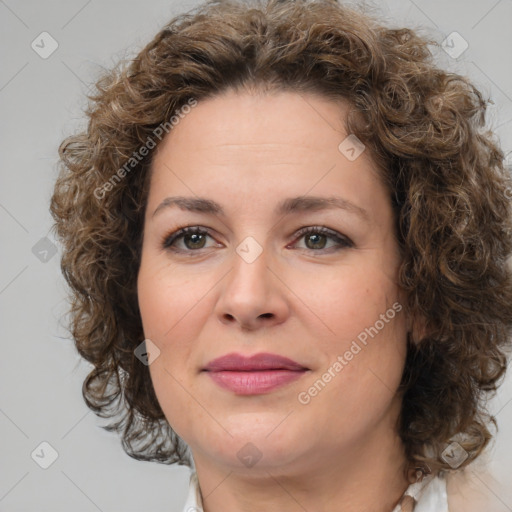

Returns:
137,88,415,512
446,463,512,512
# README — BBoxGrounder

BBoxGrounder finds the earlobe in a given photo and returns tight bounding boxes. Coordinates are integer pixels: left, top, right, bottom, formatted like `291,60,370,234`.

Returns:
397,291,427,345
407,312,429,345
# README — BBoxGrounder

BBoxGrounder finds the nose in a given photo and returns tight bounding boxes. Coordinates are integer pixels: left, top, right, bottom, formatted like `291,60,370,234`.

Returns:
215,243,290,332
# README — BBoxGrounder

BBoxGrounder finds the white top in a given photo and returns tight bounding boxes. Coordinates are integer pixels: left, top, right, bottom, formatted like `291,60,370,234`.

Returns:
181,470,449,512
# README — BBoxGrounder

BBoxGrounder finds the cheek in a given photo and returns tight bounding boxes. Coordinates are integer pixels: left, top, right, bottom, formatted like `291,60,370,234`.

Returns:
306,264,407,399
137,260,211,427
311,263,402,340
137,276,195,438
137,258,208,342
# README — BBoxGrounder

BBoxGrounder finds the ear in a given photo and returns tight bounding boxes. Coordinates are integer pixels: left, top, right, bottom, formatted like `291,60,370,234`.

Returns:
396,288,429,344
407,310,429,345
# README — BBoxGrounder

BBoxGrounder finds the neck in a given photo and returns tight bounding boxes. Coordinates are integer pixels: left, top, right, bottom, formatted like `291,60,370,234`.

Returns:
191,400,411,512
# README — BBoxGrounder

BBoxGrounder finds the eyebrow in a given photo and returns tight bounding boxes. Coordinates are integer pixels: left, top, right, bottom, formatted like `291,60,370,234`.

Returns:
152,195,370,222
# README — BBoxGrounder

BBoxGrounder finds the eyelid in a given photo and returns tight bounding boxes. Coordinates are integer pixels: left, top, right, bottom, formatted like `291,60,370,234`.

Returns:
290,225,353,248
160,225,218,251
160,224,354,254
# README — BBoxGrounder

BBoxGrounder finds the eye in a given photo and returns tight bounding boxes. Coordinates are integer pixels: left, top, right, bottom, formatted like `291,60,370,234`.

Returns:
161,226,217,253
290,226,353,252
160,225,353,254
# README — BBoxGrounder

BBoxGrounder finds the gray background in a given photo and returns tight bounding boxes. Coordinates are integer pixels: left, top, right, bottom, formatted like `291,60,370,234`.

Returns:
1,0,512,510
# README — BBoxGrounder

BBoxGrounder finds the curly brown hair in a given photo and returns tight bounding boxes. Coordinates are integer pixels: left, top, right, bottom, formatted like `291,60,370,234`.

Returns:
49,0,512,476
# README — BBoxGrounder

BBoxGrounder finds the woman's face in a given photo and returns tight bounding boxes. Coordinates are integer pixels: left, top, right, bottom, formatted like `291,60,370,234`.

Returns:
137,89,409,475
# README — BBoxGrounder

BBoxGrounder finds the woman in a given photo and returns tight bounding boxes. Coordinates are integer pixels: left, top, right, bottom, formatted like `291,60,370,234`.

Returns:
49,0,512,510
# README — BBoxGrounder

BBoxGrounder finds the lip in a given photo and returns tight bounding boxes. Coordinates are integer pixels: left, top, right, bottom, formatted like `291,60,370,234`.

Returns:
203,352,308,372
202,352,309,395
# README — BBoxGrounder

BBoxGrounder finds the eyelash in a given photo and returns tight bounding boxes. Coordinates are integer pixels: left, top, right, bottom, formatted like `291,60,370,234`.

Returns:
160,225,353,255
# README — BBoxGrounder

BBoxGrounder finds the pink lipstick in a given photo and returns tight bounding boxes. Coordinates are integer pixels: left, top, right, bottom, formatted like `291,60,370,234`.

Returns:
202,352,309,395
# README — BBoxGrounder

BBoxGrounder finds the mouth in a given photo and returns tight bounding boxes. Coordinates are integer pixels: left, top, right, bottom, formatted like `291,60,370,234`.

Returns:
202,352,308,372
202,352,309,395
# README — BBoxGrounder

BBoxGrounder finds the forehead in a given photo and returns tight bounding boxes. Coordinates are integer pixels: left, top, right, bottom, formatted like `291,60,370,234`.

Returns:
146,90,389,222
154,89,350,157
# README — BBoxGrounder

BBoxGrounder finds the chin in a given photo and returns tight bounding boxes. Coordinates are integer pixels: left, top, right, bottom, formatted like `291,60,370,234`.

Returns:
209,420,304,466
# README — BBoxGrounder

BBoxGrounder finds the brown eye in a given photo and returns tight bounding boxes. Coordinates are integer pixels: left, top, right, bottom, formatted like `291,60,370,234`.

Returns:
162,227,215,251
304,232,328,250
181,232,208,250
161,225,353,255
292,226,353,252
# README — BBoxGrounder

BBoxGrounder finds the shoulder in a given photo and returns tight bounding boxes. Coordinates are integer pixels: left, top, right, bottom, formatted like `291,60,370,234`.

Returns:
445,460,512,512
